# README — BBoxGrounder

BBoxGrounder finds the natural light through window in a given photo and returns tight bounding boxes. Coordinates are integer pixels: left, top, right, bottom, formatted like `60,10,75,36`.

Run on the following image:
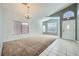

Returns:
63,11,74,19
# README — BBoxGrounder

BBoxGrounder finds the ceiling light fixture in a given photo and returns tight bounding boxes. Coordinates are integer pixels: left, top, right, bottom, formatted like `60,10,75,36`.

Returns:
23,3,32,20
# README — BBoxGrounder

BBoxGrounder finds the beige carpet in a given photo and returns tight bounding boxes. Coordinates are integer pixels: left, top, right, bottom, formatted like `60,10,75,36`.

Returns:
2,35,56,56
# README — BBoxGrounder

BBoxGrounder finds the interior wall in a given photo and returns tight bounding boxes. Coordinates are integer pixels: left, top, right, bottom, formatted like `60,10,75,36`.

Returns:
29,19,42,35
0,4,4,55
77,4,79,41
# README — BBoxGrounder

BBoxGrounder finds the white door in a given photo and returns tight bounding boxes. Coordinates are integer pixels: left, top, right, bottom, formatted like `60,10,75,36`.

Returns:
62,20,75,40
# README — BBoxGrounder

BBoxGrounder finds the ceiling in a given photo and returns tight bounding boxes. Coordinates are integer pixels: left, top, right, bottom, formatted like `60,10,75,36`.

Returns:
1,3,73,22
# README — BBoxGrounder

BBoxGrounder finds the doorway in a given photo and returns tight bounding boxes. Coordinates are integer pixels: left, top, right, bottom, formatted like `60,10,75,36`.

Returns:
62,20,75,40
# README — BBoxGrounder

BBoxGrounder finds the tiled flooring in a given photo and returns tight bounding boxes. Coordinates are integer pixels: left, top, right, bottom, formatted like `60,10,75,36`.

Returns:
40,39,79,56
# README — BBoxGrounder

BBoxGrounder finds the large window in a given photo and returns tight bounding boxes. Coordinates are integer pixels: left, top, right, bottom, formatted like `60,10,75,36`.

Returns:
14,21,29,35
43,18,58,35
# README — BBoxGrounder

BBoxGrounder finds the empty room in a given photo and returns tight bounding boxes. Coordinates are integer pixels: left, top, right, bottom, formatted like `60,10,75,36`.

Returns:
0,3,79,56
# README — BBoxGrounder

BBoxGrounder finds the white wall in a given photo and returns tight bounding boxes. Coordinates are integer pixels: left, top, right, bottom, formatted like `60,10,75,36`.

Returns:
77,4,79,41
0,4,4,55
29,19,42,35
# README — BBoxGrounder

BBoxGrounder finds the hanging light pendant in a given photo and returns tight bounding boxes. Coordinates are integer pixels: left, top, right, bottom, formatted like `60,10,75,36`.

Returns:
23,3,32,19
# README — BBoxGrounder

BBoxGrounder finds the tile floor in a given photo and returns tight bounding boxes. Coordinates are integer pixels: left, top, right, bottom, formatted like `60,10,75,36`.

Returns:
39,38,79,56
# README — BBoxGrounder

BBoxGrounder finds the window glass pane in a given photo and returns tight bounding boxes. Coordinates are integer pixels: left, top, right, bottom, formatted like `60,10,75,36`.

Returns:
22,23,29,34
13,21,29,35
47,22,57,33
63,11,74,18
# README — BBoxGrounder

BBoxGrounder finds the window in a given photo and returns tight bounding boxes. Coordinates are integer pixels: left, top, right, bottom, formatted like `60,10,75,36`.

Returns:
42,18,58,35
63,11,75,20
47,22,57,33
22,23,29,34
14,21,29,35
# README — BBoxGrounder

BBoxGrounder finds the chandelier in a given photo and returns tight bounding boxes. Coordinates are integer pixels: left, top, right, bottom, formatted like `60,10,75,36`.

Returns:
23,3,32,19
